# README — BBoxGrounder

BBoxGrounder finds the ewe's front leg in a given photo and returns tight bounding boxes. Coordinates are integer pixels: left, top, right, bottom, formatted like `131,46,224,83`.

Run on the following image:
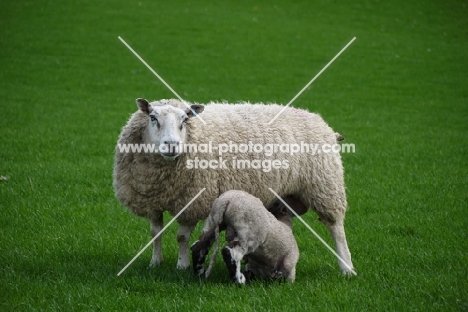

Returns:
149,215,163,268
177,224,195,269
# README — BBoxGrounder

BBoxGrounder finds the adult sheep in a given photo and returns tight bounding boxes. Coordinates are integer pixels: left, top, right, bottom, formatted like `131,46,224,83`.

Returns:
113,98,355,274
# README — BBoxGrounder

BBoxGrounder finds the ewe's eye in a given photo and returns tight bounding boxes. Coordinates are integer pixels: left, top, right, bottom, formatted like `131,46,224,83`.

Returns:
150,115,160,128
180,117,188,130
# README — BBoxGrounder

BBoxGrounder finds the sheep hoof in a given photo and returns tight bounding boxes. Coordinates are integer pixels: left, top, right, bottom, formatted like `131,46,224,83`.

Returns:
148,257,163,268
176,261,190,270
235,274,246,285
194,265,205,277
242,270,255,283
271,270,284,279
341,268,357,276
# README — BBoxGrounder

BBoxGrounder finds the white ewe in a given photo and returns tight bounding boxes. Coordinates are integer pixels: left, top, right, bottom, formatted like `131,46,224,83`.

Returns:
113,98,354,274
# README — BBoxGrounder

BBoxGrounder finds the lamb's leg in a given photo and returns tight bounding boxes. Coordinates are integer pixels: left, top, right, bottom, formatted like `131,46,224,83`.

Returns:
283,267,296,282
149,215,163,267
191,227,217,276
274,255,296,282
326,219,355,275
191,222,228,276
221,242,247,284
176,224,195,269
279,259,297,282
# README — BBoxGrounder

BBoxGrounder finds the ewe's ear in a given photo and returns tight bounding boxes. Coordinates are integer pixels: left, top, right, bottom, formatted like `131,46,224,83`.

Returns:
185,104,205,118
335,133,345,142
136,98,153,115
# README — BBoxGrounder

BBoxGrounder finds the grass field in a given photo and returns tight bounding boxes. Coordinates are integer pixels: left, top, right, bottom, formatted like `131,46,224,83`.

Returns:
1,0,467,311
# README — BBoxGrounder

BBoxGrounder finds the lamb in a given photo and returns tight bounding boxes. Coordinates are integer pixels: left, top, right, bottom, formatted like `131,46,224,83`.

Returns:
113,98,355,274
191,190,299,283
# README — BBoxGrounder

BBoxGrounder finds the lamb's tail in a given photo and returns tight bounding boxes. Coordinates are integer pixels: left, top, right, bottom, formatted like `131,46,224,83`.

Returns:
204,224,220,278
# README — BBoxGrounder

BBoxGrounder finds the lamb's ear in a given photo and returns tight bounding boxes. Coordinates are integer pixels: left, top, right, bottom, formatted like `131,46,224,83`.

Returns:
185,104,205,118
136,98,152,115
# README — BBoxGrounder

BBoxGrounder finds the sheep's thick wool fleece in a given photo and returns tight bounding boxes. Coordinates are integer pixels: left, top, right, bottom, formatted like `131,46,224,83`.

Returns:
113,100,347,225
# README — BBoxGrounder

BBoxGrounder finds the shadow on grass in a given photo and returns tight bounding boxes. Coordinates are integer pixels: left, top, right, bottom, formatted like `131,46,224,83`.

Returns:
6,244,347,298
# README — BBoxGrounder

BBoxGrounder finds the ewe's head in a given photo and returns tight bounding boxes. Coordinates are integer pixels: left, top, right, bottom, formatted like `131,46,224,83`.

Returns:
136,98,204,160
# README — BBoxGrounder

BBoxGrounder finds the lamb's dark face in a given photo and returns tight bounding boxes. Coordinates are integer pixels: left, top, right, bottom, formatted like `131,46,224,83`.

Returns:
136,98,204,160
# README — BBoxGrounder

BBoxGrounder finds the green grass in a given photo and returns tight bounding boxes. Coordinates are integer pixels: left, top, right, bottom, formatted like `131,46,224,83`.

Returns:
1,0,467,310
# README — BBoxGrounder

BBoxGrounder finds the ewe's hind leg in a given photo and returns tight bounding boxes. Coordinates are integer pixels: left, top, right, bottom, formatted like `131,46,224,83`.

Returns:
307,158,355,275
177,224,195,269
326,218,354,274
149,215,163,267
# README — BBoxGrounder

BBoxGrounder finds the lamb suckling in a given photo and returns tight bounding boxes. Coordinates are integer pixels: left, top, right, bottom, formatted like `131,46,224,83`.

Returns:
191,190,299,283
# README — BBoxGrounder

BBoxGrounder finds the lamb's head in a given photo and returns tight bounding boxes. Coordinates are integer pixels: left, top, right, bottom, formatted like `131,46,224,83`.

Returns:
136,98,204,160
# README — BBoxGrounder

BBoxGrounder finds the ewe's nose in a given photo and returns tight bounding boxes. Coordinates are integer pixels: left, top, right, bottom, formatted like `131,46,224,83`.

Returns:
164,141,180,148
160,141,180,158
